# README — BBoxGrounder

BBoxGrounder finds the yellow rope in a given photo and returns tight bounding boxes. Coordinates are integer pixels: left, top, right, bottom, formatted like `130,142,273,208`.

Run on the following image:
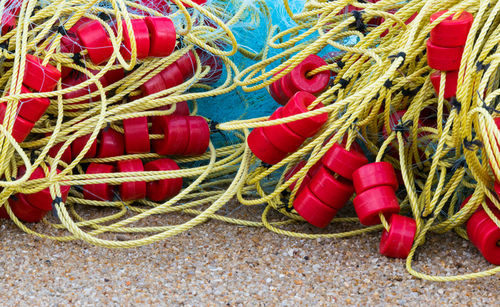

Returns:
0,0,499,282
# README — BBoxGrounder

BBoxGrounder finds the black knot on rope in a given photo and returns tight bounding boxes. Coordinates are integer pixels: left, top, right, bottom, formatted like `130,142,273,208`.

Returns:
177,36,184,46
57,25,68,36
338,77,350,89
401,85,422,97
52,196,63,206
476,90,500,114
335,59,345,69
463,138,483,151
261,162,272,168
450,97,461,112
276,201,292,212
209,120,220,133
451,157,467,172
72,52,85,67
393,120,413,133
350,10,367,33
481,102,500,114
209,120,230,144
280,189,290,198
476,60,490,72
384,79,393,89
284,204,294,212
388,51,406,68
97,12,111,21
0,41,9,50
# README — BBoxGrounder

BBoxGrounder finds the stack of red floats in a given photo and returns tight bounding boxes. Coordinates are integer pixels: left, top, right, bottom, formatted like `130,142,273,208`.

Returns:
293,143,367,228
268,55,331,106
63,15,198,105
248,91,328,164
353,162,416,258
428,10,474,99
462,197,500,265
81,112,209,201
75,16,176,65
0,14,215,222
84,158,182,203
1,165,70,223
283,140,418,258
7,108,210,222
0,55,60,143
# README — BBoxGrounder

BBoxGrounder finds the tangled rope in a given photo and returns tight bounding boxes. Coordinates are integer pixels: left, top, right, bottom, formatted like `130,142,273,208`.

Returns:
0,0,499,282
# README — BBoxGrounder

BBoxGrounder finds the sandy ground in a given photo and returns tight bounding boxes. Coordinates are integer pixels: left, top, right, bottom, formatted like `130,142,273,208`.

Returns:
0,203,498,306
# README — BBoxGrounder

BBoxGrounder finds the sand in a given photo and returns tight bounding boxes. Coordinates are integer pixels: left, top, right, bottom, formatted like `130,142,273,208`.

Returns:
0,203,498,306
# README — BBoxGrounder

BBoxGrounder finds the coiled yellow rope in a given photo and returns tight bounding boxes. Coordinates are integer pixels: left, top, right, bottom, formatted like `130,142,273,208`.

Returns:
0,0,499,282
220,0,500,281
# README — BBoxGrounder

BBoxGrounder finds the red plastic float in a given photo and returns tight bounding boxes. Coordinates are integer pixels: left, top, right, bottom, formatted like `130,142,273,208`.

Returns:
174,101,190,115
467,210,500,265
155,101,190,116
426,40,464,71
10,85,51,123
0,103,35,143
284,55,331,95
280,77,296,102
103,68,125,85
175,50,197,79
247,127,287,165
76,20,114,65
8,194,48,223
379,214,417,258
430,70,459,99
159,63,184,89
281,91,328,138
1,12,16,35
98,128,125,158
48,139,73,164
145,159,183,202
263,107,305,153
120,19,150,60
463,197,500,265
141,74,167,96
269,79,287,105
184,116,210,155
352,162,399,194
353,185,400,226
62,72,110,103
83,163,115,201
152,115,189,155
293,186,337,228
308,166,354,209
123,117,150,154
322,143,368,180
18,166,71,212
145,16,176,57
284,161,313,193
72,134,98,158
268,69,290,105
117,159,146,201
23,54,61,92
430,11,473,47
